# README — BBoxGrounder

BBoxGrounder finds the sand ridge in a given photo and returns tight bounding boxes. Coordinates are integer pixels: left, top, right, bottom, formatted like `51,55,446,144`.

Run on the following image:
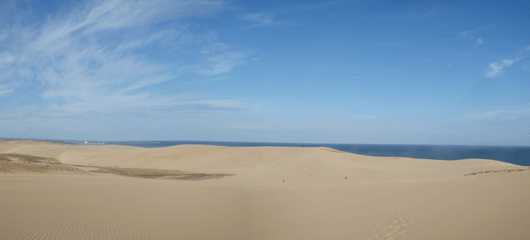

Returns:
0,141,523,183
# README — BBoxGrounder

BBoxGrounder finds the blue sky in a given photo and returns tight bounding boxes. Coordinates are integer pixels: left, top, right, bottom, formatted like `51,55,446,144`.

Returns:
1,0,529,145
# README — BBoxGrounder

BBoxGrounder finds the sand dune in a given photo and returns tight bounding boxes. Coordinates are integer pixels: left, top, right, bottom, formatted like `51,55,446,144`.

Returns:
1,140,529,240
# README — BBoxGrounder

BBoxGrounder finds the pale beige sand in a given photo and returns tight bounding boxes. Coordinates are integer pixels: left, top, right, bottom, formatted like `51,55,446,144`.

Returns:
1,140,529,240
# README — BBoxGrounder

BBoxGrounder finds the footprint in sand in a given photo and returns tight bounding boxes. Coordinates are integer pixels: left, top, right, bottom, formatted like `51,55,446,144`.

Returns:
372,203,411,240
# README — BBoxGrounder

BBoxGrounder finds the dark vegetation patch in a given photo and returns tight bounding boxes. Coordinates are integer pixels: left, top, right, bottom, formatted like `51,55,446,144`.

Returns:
465,168,530,176
0,153,232,180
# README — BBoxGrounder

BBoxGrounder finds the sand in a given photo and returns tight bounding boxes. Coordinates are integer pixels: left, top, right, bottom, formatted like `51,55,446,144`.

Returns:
1,140,529,240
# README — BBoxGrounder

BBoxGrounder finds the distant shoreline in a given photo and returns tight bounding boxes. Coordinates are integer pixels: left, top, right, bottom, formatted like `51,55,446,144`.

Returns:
1,139,529,166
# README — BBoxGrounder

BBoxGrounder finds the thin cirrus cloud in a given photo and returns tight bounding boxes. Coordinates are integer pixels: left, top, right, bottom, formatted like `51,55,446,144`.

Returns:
0,84,13,96
464,106,530,121
476,38,483,47
349,115,379,120
384,1,442,19
459,25,493,37
240,2,358,27
241,12,277,26
0,0,256,120
198,43,250,75
241,1,356,27
199,51,249,75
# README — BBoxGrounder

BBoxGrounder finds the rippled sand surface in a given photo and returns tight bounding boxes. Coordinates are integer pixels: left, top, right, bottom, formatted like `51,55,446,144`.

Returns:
1,140,529,240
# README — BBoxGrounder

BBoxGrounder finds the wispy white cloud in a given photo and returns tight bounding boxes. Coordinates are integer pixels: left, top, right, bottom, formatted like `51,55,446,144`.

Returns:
199,51,248,75
0,32,7,42
0,53,15,65
476,38,483,47
505,107,530,119
280,1,345,13
459,25,494,37
0,0,257,121
485,58,520,78
0,84,13,96
241,12,277,26
464,110,503,121
197,43,249,75
386,1,442,19
485,63,504,78
200,43,230,55
34,97,264,119
170,99,265,112
330,113,378,120
464,106,530,121
349,115,378,120
240,1,358,28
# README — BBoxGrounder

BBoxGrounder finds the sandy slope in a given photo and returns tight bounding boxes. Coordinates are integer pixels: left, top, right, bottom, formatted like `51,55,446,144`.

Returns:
1,140,529,240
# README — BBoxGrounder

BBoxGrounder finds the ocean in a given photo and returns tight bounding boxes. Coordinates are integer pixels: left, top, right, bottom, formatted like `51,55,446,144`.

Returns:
93,140,530,167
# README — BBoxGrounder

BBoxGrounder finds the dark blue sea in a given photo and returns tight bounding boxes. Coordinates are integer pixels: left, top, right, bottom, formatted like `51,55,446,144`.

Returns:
76,140,529,166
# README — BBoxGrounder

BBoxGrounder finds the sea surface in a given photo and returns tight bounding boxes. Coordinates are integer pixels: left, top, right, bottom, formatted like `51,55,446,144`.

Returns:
84,140,529,166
